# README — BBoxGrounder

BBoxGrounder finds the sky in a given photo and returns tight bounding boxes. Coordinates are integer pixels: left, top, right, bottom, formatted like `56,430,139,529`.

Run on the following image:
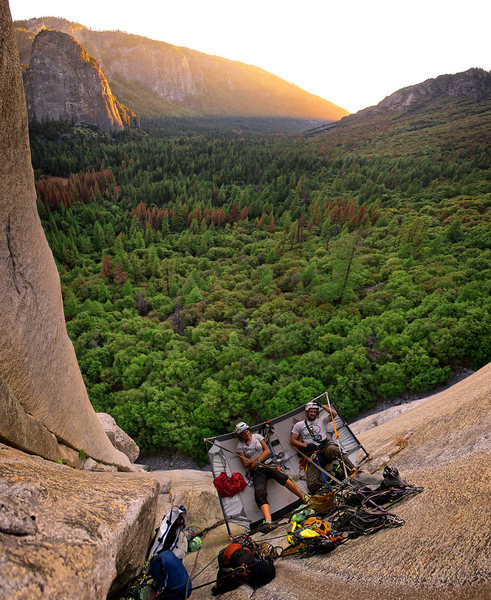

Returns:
9,0,491,113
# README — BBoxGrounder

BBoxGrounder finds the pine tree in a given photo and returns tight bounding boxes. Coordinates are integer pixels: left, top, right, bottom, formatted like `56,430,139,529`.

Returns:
101,254,113,278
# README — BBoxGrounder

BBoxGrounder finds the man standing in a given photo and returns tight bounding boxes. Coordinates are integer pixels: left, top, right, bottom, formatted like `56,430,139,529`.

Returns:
290,399,355,493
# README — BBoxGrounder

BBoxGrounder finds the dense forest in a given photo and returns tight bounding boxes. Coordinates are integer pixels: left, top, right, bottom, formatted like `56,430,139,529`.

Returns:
29,99,491,463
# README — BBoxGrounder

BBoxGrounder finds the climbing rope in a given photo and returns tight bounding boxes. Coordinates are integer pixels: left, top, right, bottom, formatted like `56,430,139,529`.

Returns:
189,550,221,583
325,391,349,480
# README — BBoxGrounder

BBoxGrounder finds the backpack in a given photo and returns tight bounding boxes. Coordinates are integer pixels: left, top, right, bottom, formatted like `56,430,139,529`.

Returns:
148,550,192,599
211,538,276,596
149,505,188,560
125,506,189,599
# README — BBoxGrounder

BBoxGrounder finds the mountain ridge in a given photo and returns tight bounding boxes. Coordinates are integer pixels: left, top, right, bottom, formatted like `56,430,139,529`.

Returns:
356,67,491,117
304,67,491,137
15,16,349,121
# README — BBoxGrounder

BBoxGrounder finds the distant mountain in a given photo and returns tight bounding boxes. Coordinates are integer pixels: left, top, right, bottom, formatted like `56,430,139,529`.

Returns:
356,68,491,117
15,17,348,121
23,29,138,133
305,68,491,137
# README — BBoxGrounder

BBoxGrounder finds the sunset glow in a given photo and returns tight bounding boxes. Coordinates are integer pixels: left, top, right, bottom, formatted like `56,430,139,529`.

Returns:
9,0,491,112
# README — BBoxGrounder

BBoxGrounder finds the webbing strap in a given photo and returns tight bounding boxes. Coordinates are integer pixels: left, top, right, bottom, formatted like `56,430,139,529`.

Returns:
304,419,319,442
315,453,332,490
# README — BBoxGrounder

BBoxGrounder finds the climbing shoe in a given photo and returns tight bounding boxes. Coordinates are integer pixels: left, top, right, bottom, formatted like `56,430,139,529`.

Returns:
258,520,277,534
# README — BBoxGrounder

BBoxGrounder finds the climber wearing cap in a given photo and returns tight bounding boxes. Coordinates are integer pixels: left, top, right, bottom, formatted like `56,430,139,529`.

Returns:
290,398,355,493
235,422,307,529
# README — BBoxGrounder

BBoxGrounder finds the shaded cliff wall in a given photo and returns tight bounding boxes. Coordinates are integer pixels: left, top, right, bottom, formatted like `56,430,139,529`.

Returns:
0,0,131,470
23,29,138,132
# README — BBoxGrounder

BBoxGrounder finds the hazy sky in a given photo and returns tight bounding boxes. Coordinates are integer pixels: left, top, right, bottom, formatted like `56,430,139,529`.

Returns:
9,0,490,113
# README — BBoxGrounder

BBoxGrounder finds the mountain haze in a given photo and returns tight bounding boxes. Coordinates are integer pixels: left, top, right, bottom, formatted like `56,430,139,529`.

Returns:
15,17,349,121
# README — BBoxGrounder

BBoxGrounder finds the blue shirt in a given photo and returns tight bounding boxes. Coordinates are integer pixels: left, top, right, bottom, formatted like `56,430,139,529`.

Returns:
149,550,192,598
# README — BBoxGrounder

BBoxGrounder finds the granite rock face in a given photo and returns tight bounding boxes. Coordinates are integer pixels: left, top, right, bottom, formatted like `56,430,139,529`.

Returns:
160,469,223,531
0,1,131,470
106,35,203,103
188,365,491,600
0,444,158,599
23,29,138,132
110,468,223,534
0,445,222,599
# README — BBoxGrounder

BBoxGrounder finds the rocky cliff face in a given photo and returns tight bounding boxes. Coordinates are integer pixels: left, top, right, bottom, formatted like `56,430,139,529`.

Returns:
0,0,131,470
188,364,491,600
0,8,154,594
15,17,348,120
0,444,158,599
357,68,491,116
23,29,138,132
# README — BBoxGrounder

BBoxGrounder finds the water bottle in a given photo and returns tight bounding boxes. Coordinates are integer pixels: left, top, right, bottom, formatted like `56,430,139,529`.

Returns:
188,536,202,552
292,507,311,524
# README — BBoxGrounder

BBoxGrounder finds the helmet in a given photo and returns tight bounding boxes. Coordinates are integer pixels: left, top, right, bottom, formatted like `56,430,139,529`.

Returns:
305,401,319,413
235,421,249,434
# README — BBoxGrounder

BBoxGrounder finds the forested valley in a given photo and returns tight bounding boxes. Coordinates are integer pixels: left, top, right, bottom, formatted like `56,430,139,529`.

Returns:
29,100,490,463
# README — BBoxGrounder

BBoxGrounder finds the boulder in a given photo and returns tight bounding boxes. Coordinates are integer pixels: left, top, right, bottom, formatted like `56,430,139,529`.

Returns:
0,1,131,471
97,413,140,463
0,376,60,462
158,469,223,532
0,376,88,469
0,443,158,599
111,469,222,534
83,457,118,472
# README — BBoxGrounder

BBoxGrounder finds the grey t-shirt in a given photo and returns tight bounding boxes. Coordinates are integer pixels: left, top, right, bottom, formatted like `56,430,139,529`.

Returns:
236,433,265,460
291,415,334,445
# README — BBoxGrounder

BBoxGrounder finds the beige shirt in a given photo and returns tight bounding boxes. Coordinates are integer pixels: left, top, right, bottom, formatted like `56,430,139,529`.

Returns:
237,433,264,460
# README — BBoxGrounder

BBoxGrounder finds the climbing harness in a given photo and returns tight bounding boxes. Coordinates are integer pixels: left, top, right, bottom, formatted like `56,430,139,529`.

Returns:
291,443,344,486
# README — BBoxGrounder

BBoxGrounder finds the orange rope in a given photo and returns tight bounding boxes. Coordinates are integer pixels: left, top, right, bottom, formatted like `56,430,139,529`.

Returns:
325,391,340,440
325,391,348,479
